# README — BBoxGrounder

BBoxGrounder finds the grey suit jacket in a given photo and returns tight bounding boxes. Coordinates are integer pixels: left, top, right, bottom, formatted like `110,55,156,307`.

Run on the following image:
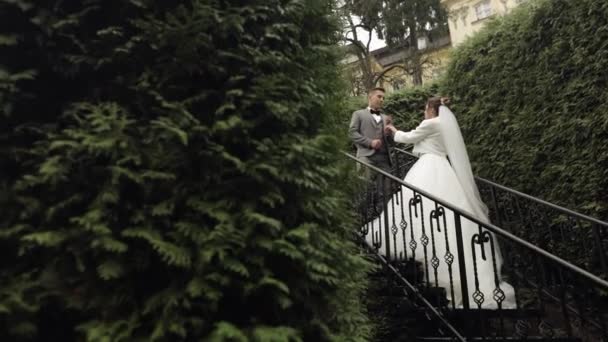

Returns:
348,108,393,164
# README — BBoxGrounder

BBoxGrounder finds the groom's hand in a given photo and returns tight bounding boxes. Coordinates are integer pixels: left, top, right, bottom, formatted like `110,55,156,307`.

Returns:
370,139,382,150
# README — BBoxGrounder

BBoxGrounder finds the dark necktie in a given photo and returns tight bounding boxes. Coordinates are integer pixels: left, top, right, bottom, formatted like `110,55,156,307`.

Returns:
370,109,381,115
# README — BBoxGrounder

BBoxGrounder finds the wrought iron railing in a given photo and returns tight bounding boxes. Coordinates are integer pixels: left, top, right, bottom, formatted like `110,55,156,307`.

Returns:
349,150,608,341
392,147,608,279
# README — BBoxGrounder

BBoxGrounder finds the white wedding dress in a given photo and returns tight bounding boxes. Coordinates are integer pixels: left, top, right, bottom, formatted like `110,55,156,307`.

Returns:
364,106,516,309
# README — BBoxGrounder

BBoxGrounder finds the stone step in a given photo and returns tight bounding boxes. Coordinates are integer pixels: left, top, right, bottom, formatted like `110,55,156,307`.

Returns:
366,255,585,342
446,308,542,319
416,337,581,342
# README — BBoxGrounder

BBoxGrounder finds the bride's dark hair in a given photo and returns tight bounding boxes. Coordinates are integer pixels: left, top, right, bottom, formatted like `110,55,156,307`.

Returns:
426,97,443,116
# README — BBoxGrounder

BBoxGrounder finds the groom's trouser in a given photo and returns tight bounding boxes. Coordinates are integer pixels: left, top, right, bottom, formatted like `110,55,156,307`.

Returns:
358,153,392,216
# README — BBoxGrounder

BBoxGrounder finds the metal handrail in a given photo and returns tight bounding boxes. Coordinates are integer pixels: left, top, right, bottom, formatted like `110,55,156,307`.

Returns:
393,147,608,228
345,151,608,290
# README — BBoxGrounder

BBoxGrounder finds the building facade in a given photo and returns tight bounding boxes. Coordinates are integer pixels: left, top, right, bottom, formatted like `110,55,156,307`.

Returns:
441,0,528,46
342,35,452,95
342,0,531,94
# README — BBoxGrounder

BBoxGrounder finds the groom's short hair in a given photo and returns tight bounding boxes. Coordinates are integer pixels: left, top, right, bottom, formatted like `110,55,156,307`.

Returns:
368,87,385,95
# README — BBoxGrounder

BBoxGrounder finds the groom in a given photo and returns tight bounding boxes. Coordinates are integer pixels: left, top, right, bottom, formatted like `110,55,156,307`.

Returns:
349,87,393,213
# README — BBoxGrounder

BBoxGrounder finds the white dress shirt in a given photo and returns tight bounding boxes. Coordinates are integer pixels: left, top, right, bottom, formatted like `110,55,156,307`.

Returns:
367,107,382,123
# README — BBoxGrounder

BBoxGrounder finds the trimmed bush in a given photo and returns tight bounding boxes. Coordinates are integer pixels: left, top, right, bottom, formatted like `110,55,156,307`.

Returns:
440,0,608,219
384,84,439,129
0,1,371,341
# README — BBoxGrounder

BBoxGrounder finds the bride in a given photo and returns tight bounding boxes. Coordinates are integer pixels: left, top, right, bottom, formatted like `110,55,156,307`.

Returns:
364,97,516,309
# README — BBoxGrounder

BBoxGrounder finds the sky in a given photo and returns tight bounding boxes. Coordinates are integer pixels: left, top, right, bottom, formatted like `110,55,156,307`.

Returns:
348,15,386,51
356,26,386,51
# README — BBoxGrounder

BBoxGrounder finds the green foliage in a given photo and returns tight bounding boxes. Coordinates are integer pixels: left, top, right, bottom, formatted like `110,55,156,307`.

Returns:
350,0,447,85
0,0,371,340
350,0,449,46
383,84,439,130
440,0,608,219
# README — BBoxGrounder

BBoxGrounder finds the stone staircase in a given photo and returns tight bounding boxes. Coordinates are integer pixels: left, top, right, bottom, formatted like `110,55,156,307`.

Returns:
348,149,608,342
363,254,585,342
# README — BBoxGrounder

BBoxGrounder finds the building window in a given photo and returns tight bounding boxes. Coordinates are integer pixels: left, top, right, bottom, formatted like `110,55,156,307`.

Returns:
474,0,493,21
417,36,428,50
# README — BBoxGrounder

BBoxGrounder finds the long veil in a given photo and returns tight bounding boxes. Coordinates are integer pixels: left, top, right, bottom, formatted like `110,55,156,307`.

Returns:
438,105,489,221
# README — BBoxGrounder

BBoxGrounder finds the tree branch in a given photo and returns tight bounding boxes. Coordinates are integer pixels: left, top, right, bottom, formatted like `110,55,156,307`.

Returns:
373,63,409,84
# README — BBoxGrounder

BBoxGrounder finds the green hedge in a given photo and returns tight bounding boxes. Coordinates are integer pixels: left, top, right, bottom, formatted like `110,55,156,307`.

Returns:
439,0,608,219
371,0,608,219
0,1,370,340
384,84,439,130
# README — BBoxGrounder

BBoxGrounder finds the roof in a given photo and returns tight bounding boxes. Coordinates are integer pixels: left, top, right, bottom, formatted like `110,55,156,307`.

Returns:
372,35,452,67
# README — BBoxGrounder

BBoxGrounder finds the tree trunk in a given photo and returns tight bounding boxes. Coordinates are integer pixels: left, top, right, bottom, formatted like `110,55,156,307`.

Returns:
409,24,423,86
412,54,423,86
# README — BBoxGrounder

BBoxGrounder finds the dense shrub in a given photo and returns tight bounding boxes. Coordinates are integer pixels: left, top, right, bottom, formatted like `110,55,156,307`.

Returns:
0,1,371,340
440,0,608,219
384,84,439,130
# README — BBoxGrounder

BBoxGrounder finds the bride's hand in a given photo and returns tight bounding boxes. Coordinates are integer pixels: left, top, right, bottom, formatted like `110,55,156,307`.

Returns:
385,115,393,125
384,124,397,135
